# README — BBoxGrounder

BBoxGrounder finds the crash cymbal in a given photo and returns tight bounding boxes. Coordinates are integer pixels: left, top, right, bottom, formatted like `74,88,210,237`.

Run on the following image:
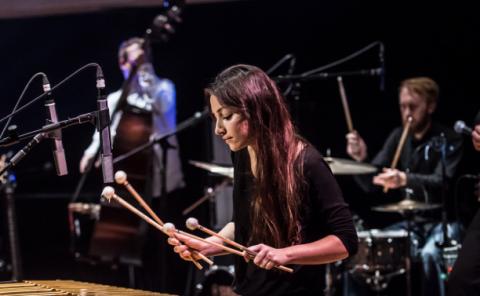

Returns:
324,157,377,175
189,160,234,179
373,199,442,213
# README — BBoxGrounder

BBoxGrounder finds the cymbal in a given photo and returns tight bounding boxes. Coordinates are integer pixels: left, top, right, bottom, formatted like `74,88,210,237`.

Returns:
373,199,442,213
189,160,234,179
324,157,377,175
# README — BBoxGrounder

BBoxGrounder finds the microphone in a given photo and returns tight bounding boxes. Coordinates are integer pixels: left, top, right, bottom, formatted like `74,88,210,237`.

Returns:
379,42,385,91
42,75,68,176
454,120,472,136
96,66,113,184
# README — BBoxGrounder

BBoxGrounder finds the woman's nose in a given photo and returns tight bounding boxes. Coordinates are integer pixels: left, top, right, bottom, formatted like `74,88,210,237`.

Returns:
215,120,225,136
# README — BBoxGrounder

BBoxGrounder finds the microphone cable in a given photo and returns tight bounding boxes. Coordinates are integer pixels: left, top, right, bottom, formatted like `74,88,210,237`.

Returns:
0,63,102,128
0,72,47,139
301,41,383,77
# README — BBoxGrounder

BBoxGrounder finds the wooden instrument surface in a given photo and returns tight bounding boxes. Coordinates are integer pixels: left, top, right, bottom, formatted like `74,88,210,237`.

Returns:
0,280,176,295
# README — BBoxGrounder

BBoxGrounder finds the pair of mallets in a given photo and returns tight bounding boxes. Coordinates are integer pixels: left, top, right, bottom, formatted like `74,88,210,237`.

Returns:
102,171,292,273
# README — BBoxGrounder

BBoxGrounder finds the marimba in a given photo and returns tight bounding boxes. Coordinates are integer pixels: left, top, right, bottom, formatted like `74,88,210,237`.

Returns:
0,280,175,295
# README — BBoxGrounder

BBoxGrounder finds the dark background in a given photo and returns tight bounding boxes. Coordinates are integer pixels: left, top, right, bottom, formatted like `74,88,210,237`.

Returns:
0,0,479,294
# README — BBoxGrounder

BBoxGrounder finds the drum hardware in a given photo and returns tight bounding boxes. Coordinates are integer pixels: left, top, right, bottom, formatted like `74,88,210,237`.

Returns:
68,202,101,262
346,229,409,291
196,265,236,296
324,261,343,296
372,198,442,213
189,160,234,179
440,242,461,280
181,182,229,222
324,157,377,175
186,160,234,232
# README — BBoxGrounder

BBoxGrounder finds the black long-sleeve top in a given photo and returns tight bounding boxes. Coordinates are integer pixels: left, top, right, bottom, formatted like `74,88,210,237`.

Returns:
231,145,358,296
355,122,463,203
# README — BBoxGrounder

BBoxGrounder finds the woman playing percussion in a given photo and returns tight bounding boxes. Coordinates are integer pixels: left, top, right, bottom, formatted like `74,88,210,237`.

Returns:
169,64,358,295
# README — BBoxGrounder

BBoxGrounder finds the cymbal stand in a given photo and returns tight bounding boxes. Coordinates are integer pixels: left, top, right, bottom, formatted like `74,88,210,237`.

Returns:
401,210,414,296
182,178,230,217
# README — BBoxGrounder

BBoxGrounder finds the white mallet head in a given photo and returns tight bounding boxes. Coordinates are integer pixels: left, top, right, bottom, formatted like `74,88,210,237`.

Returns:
101,186,115,201
114,170,127,184
163,222,176,235
186,217,199,231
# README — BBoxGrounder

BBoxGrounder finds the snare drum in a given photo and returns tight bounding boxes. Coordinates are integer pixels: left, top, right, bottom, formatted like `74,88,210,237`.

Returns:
347,229,408,272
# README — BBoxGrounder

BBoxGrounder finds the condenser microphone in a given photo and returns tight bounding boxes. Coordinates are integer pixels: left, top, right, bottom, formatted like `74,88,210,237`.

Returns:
454,120,473,136
95,66,113,184
42,75,68,176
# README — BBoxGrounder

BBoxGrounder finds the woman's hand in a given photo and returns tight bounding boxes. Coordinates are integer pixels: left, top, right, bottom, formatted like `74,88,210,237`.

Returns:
246,244,289,270
167,233,224,261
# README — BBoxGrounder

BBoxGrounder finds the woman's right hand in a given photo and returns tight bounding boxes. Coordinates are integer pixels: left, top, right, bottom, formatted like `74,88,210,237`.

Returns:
167,233,224,261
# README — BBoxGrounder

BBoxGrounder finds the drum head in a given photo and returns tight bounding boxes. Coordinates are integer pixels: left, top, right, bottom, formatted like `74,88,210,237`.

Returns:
346,229,408,273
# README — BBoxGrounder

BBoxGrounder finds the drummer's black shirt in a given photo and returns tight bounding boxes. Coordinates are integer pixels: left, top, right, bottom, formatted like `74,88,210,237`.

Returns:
231,145,358,296
355,122,463,204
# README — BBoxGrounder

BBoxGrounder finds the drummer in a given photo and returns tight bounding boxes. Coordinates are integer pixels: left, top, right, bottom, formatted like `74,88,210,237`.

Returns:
346,77,463,296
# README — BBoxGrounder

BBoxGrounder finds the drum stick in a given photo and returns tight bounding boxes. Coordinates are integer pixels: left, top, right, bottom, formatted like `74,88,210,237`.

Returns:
101,186,206,270
164,223,293,273
185,217,294,273
337,76,354,133
384,116,412,193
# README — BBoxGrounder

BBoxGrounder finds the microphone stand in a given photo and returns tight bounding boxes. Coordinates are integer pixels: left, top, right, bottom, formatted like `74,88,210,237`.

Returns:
274,68,382,83
1,173,23,281
113,108,209,165
432,134,459,279
0,113,96,174
0,113,95,148
0,112,95,281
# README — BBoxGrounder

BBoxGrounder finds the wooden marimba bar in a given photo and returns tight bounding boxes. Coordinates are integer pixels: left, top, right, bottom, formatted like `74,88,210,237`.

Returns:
0,280,175,295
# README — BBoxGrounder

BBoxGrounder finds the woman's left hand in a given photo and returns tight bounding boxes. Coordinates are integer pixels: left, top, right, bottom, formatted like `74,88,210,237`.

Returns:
245,244,289,270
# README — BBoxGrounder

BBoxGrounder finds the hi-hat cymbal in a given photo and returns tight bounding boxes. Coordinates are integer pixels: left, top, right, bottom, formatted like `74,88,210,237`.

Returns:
373,199,442,213
324,157,377,175
189,160,234,179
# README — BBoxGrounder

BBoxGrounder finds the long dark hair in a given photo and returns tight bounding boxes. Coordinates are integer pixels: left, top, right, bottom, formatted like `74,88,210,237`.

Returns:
206,64,305,247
